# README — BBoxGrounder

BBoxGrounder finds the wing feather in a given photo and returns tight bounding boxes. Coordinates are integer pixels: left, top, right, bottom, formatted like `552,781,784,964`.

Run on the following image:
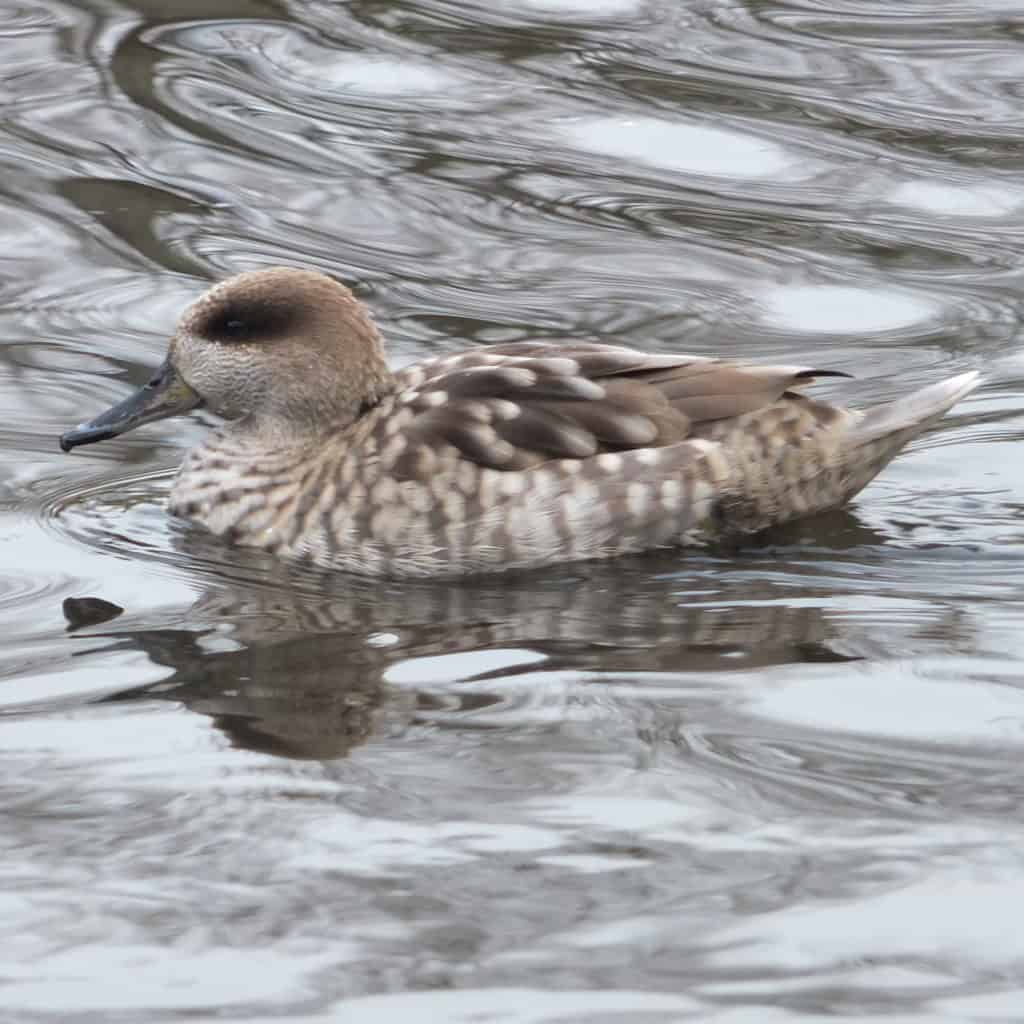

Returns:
387,341,846,480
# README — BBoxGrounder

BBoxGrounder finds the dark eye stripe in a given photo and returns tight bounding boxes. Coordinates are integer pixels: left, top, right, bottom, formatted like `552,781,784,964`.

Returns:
197,303,297,343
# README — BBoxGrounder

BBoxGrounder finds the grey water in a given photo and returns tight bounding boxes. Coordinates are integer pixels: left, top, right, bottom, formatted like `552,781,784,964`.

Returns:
3,0,1024,1020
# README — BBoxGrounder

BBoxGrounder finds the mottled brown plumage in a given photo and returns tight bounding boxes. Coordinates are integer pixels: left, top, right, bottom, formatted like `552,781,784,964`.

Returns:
59,268,980,578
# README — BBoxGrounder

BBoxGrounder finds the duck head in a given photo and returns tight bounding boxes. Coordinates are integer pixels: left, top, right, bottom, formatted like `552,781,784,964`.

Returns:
60,267,392,452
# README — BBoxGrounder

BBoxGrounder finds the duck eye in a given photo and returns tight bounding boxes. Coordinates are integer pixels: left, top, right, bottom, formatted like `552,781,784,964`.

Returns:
212,315,254,341
200,301,293,343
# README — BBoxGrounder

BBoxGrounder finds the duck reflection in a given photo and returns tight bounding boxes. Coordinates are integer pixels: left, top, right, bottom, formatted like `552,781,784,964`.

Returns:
62,510,889,762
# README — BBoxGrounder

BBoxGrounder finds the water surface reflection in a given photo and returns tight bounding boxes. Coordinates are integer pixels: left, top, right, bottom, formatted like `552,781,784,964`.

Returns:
70,545,869,760
4,0,1024,1019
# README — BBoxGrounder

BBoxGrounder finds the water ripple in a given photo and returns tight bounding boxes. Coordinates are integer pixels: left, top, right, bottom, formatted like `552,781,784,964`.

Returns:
5,0,1024,1018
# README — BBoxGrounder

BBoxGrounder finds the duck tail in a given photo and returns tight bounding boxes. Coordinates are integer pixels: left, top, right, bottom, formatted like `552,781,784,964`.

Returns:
818,369,981,517
699,369,979,540
846,370,981,449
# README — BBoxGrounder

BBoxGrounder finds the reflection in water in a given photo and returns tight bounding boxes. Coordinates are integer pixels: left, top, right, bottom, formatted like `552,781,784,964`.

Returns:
558,116,803,180
54,501,965,770
72,565,863,761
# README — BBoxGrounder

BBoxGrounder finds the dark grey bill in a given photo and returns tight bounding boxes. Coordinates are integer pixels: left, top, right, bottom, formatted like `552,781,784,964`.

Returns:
60,359,202,452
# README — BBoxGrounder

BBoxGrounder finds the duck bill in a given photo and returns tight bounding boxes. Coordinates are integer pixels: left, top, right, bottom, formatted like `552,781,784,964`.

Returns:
59,359,202,452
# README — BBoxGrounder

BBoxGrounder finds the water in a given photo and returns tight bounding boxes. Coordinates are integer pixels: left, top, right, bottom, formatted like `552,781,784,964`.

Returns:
3,0,1024,1020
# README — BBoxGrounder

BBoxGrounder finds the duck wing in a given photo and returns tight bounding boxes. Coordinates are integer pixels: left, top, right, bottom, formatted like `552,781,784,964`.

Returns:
389,342,847,476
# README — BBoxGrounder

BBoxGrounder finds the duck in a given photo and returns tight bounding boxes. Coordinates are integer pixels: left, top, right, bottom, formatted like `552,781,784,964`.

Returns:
59,267,980,578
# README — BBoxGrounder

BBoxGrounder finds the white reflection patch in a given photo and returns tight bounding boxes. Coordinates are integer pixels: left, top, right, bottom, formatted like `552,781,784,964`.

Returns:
299,56,460,96
756,284,940,333
560,116,797,179
890,179,1023,218
327,987,700,1023
520,0,644,15
743,671,1024,744
713,870,1024,970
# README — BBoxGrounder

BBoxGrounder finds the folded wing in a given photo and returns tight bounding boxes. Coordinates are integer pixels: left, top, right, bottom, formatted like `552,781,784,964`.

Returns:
390,341,848,477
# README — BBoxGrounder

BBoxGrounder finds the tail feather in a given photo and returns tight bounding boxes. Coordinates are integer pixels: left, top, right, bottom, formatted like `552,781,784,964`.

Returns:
847,370,981,447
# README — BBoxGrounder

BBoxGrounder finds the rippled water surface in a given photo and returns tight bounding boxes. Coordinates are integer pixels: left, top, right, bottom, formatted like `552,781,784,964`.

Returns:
5,0,1024,1020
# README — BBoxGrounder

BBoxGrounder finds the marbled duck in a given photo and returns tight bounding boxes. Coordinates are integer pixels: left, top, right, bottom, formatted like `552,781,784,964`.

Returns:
60,268,979,577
